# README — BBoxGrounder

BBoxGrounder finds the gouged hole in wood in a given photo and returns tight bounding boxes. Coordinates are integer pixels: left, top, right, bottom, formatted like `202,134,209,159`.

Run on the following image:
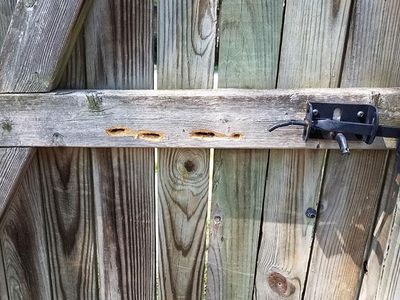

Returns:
190,130,226,139
106,127,130,136
137,131,165,141
231,133,243,139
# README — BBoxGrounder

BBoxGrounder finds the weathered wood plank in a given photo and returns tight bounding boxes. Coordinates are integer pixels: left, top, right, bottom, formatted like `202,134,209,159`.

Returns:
37,148,97,299
358,151,399,299
341,0,400,87
255,150,326,298
211,1,282,297
0,158,52,299
58,32,87,89
0,0,17,46
0,242,7,300
92,149,155,299
207,149,268,299
277,0,352,88
304,150,388,299
0,0,93,92
158,149,209,299
85,1,155,298
217,0,283,89
372,192,400,299
0,148,35,220
157,0,217,89
85,0,153,89
0,88,398,148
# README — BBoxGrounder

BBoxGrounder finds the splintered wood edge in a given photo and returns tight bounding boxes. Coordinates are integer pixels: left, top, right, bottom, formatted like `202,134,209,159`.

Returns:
0,88,399,148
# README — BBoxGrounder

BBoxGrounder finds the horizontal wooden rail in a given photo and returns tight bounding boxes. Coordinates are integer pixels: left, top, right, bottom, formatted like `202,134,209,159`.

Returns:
0,88,399,148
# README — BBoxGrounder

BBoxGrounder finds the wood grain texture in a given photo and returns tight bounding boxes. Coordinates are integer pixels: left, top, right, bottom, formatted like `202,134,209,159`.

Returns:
0,158,52,299
0,244,7,300
341,0,400,87
304,150,388,300
207,149,269,299
372,192,400,300
59,31,87,89
37,148,97,299
0,0,93,92
0,88,399,148
158,149,209,299
92,149,155,299
0,148,35,219
358,151,399,299
158,0,217,89
0,0,17,46
277,0,352,88
255,150,326,299
217,0,283,88
85,1,156,298
85,0,153,89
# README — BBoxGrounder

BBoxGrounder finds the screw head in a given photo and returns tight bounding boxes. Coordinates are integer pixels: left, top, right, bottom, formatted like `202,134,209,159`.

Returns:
357,111,365,118
305,208,317,218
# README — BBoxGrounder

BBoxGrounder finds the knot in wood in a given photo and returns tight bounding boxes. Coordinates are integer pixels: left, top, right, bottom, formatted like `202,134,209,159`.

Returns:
267,272,295,297
184,160,196,172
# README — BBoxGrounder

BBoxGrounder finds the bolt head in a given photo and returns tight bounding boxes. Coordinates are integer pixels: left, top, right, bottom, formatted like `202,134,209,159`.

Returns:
312,109,319,116
357,111,365,118
305,208,317,218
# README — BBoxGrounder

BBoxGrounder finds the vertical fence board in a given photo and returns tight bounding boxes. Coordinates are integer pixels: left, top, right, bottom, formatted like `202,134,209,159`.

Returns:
0,244,7,300
217,0,283,89
158,149,209,299
0,1,92,298
0,158,51,300
341,0,400,88
207,150,268,299
255,150,326,299
359,152,398,299
0,0,17,45
342,1,400,299
85,0,153,89
212,1,282,298
304,151,387,299
157,1,216,298
92,149,155,299
85,1,155,299
277,0,352,88
157,0,217,89
38,149,97,299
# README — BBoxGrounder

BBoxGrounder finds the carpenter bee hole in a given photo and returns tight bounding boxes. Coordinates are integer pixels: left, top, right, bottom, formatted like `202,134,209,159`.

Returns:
106,127,128,135
138,131,163,140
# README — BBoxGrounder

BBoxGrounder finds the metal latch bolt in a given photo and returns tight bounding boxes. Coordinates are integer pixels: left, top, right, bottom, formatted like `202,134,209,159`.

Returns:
269,102,400,182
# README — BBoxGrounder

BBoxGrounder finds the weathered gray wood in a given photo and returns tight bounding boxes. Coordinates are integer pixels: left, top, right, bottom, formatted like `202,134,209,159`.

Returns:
37,149,97,299
85,1,156,298
0,148,35,220
0,242,7,300
0,158,52,299
342,0,400,87
0,0,93,92
0,0,17,46
358,151,399,299
255,150,326,299
157,0,217,89
217,0,283,89
158,149,209,299
207,149,269,299
0,88,399,148
92,149,155,299
85,0,153,89
372,192,400,299
59,32,87,89
304,150,388,299
278,0,352,88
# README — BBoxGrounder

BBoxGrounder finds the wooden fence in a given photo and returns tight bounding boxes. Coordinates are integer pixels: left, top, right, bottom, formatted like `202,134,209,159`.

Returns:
1,0,400,299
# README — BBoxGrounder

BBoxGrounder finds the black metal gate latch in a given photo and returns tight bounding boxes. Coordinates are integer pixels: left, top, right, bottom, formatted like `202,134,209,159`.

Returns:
269,102,400,182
